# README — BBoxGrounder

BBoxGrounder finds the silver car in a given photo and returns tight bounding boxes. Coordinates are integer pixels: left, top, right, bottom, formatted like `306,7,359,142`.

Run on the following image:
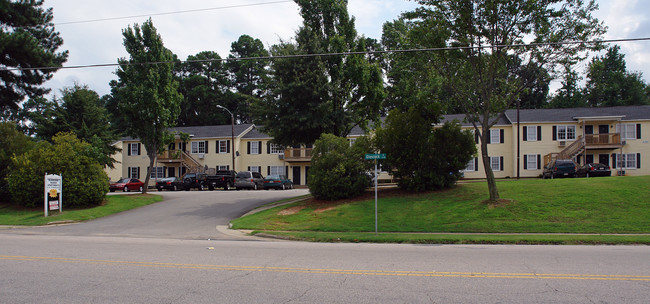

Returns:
234,171,265,190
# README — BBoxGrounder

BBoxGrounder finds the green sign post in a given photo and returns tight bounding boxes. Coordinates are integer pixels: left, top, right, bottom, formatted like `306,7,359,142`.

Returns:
365,154,386,234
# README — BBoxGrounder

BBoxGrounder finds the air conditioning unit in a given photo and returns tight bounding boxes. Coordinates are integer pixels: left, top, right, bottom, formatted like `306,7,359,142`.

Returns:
198,154,205,159
558,141,566,147
278,154,285,160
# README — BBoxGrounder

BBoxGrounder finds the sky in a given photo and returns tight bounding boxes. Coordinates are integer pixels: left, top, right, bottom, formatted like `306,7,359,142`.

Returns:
41,0,650,98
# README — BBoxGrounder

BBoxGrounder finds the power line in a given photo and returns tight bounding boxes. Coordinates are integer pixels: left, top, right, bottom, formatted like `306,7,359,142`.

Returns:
54,1,294,26
4,37,650,72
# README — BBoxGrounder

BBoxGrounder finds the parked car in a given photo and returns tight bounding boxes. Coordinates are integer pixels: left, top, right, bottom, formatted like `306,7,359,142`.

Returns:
575,163,611,178
542,160,577,179
207,170,237,190
110,178,144,192
234,171,264,190
156,177,183,191
263,175,293,190
182,172,208,191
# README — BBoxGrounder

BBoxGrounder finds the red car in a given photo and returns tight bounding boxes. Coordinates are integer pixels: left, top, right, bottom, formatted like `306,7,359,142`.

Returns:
110,178,144,192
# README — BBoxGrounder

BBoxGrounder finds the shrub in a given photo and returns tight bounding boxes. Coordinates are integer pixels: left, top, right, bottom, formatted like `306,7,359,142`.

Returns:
0,122,35,203
7,133,109,208
375,108,476,191
308,134,374,200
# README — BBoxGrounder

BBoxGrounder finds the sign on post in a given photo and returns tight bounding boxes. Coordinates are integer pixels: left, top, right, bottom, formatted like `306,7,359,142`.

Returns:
44,174,62,217
365,154,386,234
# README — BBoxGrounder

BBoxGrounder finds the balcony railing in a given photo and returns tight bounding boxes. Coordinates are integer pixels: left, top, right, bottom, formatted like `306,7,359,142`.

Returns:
284,148,313,162
584,133,622,147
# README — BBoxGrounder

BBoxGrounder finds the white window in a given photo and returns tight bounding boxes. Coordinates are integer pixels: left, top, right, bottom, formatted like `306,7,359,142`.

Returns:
150,167,164,178
490,156,502,171
219,140,228,153
248,166,261,173
128,167,140,179
557,125,576,140
525,154,538,170
191,141,206,154
490,129,500,144
348,138,357,147
129,143,140,156
250,141,260,154
526,127,537,142
217,165,229,171
269,143,283,154
618,153,637,169
465,158,476,172
620,124,637,140
269,166,286,176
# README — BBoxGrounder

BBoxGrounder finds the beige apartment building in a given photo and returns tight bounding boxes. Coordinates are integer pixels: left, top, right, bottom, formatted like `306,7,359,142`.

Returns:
107,105,650,186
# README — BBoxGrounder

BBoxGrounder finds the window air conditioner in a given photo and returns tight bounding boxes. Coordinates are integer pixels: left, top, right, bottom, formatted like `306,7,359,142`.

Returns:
198,154,205,159
278,154,285,160
558,141,566,147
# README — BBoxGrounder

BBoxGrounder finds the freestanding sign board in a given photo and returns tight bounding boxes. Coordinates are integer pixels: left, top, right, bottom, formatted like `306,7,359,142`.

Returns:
44,174,62,217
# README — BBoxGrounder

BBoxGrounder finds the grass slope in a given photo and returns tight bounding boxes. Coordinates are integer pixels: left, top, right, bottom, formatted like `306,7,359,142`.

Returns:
232,176,650,235
0,194,162,226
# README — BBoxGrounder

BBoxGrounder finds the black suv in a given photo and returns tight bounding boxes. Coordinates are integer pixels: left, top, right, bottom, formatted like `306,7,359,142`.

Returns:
542,160,577,179
182,172,208,190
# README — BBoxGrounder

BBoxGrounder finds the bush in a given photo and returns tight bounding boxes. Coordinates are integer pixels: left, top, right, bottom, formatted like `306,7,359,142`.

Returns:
0,122,35,203
308,134,374,200
375,108,476,191
7,133,109,208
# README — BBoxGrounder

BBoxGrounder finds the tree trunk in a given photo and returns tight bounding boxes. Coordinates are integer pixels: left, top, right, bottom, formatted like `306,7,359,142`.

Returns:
142,149,157,195
480,128,500,202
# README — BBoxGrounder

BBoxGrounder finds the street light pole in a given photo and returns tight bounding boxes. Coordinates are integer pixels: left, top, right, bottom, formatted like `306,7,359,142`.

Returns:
217,105,235,171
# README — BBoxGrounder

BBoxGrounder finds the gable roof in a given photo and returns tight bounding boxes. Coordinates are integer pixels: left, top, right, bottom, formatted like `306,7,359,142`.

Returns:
170,124,254,139
504,105,650,123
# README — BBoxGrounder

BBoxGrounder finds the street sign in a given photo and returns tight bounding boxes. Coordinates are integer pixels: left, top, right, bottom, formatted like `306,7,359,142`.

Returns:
44,174,62,216
365,153,386,160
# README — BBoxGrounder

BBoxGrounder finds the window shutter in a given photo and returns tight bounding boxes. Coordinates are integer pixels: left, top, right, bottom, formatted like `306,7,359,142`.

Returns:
137,143,141,155
487,132,491,144
637,124,642,139
137,167,140,179
500,129,504,143
537,126,542,141
205,141,209,154
474,158,479,171
637,153,641,169
267,166,270,175
523,155,528,170
247,166,251,171
216,141,219,153
285,166,289,176
552,126,557,140
227,140,231,153
474,131,479,144
611,154,617,169
267,142,271,154
127,144,131,156
537,155,541,170
258,142,263,154
499,157,504,171
523,127,528,141
247,142,251,154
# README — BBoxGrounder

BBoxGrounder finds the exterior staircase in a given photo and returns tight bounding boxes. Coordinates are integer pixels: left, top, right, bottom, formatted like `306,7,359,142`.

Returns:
544,136,585,166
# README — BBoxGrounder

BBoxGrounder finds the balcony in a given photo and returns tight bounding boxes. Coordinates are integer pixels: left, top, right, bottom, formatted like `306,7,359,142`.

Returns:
584,133,623,149
284,148,312,162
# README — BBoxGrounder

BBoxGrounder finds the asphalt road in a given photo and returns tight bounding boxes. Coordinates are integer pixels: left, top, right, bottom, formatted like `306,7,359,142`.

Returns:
1,189,649,303
6,188,309,240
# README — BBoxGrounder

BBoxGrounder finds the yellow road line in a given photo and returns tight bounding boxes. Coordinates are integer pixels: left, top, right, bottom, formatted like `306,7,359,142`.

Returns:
1,255,648,281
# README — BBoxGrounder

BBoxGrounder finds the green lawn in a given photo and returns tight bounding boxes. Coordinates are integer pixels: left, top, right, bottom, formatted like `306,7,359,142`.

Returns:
0,194,162,226
231,176,650,243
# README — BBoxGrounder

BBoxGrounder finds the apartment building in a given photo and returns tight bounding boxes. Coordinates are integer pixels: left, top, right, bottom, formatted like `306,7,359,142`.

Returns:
107,105,650,186
448,105,650,178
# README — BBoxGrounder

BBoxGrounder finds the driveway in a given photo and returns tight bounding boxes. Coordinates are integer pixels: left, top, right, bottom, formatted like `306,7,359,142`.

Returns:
8,189,309,240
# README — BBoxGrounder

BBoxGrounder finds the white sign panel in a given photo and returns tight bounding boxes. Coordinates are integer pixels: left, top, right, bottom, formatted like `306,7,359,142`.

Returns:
44,174,62,216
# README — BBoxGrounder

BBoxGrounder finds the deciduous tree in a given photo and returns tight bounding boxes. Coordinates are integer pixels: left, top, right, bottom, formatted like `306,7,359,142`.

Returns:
110,19,182,193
